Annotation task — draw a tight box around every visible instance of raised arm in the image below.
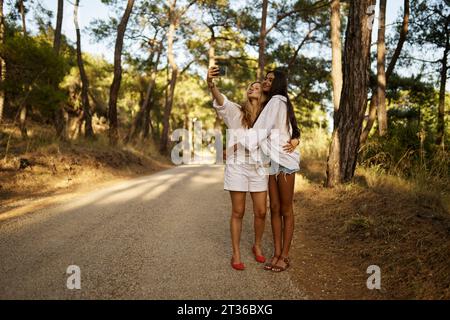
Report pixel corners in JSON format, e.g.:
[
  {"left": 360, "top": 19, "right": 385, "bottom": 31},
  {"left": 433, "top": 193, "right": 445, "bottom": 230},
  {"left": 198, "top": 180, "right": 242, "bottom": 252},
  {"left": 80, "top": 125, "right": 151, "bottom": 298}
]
[{"left": 207, "top": 66, "right": 224, "bottom": 106}]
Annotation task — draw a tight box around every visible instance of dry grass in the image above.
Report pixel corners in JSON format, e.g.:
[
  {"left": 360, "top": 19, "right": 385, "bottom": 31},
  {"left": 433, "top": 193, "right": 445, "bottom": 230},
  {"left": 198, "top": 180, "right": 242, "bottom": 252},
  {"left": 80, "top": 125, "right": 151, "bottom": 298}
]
[
  {"left": 290, "top": 132, "right": 450, "bottom": 299},
  {"left": 0, "top": 121, "right": 173, "bottom": 213}
]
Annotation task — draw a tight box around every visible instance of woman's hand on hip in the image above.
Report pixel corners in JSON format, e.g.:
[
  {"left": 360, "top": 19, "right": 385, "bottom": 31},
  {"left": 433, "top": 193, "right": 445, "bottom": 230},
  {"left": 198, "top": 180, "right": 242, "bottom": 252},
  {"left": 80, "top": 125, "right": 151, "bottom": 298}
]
[{"left": 283, "top": 138, "right": 299, "bottom": 153}]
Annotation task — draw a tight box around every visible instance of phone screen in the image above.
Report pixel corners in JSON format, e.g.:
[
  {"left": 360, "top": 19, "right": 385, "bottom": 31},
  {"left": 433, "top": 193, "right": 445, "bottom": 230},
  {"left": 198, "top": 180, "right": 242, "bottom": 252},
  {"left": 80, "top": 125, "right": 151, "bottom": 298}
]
[
  {"left": 219, "top": 66, "right": 226, "bottom": 76},
  {"left": 216, "top": 63, "right": 227, "bottom": 77}
]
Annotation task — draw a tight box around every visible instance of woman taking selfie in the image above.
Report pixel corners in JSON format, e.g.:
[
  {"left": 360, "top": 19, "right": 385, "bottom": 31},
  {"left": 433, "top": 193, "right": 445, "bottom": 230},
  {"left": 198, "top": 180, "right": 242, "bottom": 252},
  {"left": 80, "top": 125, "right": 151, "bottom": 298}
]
[
  {"left": 235, "top": 70, "right": 301, "bottom": 272},
  {"left": 206, "top": 66, "right": 268, "bottom": 271}
]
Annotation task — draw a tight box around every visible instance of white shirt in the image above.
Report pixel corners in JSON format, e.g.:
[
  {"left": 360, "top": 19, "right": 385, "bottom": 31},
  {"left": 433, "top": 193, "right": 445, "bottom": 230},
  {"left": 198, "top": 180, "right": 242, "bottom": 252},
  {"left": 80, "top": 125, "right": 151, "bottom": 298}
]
[
  {"left": 212, "top": 94, "right": 259, "bottom": 164},
  {"left": 237, "top": 95, "right": 300, "bottom": 171},
  {"left": 212, "top": 94, "right": 242, "bottom": 130}
]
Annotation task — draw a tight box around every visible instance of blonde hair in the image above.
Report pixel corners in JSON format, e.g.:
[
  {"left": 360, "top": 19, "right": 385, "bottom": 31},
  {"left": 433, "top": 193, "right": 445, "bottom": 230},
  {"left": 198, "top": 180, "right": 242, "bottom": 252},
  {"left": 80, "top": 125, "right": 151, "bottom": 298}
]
[{"left": 241, "top": 81, "right": 262, "bottom": 129}]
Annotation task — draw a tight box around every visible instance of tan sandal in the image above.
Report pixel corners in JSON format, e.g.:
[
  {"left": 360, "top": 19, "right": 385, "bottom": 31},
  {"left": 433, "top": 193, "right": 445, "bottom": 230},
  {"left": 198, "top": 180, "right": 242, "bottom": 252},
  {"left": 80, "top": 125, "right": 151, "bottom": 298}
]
[
  {"left": 264, "top": 256, "right": 279, "bottom": 271},
  {"left": 271, "top": 256, "right": 290, "bottom": 272}
]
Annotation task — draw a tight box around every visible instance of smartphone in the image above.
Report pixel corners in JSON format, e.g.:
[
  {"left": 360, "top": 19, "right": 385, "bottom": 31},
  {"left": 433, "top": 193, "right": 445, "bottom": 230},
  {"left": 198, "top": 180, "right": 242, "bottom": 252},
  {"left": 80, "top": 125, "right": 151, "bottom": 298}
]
[{"left": 216, "top": 62, "right": 227, "bottom": 77}]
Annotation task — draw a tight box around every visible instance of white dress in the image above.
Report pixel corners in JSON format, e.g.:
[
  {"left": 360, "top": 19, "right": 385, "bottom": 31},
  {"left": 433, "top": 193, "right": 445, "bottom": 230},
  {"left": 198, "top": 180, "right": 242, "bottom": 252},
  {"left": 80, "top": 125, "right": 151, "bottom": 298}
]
[{"left": 213, "top": 95, "right": 269, "bottom": 192}]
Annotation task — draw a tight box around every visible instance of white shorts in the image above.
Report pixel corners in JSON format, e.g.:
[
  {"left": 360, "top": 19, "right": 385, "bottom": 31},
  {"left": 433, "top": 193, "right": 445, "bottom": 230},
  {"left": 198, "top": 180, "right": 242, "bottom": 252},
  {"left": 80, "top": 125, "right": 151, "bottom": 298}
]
[{"left": 224, "top": 163, "right": 269, "bottom": 193}]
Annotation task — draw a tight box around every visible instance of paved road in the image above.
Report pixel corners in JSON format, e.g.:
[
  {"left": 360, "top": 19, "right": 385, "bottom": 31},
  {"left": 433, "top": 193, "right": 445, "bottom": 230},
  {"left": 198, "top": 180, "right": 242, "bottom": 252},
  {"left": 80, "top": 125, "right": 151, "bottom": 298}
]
[{"left": 0, "top": 165, "right": 306, "bottom": 299}]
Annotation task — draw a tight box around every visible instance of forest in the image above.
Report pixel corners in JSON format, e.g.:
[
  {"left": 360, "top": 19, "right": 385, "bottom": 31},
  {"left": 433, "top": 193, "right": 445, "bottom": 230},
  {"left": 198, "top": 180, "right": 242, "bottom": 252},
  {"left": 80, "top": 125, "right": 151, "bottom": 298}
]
[
  {"left": 0, "top": 0, "right": 448, "bottom": 182},
  {"left": 0, "top": 0, "right": 449, "bottom": 299}
]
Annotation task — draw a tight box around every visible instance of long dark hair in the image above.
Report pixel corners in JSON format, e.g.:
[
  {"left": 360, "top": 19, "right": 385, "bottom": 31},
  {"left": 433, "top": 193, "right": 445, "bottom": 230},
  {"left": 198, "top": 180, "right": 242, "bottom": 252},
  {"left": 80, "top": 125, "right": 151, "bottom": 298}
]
[{"left": 263, "top": 70, "right": 300, "bottom": 139}]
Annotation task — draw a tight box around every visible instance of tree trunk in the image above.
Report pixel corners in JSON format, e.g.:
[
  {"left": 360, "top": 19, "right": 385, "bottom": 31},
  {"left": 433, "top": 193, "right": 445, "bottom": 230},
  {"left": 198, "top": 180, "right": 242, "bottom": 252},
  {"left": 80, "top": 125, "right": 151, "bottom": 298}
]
[
  {"left": 19, "top": 105, "right": 27, "bottom": 139},
  {"left": 160, "top": 11, "right": 178, "bottom": 154},
  {"left": 74, "top": 0, "right": 94, "bottom": 139},
  {"left": 376, "top": 0, "right": 387, "bottom": 136},
  {"left": 0, "top": 0, "right": 5, "bottom": 124},
  {"left": 19, "top": 0, "right": 27, "bottom": 35},
  {"left": 361, "top": 0, "right": 409, "bottom": 144},
  {"left": 54, "top": 107, "right": 67, "bottom": 141},
  {"left": 108, "top": 0, "right": 135, "bottom": 146},
  {"left": 126, "top": 40, "right": 161, "bottom": 143},
  {"left": 257, "top": 0, "right": 269, "bottom": 81},
  {"left": 53, "top": 0, "right": 64, "bottom": 54},
  {"left": 208, "top": 26, "right": 216, "bottom": 68},
  {"left": 326, "top": 0, "right": 375, "bottom": 187},
  {"left": 330, "top": 0, "right": 343, "bottom": 113},
  {"left": 142, "top": 45, "right": 162, "bottom": 140},
  {"left": 436, "top": 31, "right": 449, "bottom": 147},
  {"left": 360, "top": 93, "right": 378, "bottom": 144},
  {"left": 386, "top": 0, "right": 409, "bottom": 80},
  {"left": 17, "top": 0, "right": 29, "bottom": 135},
  {"left": 207, "top": 26, "right": 223, "bottom": 131},
  {"left": 52, "top": 0, "right": 67, "bottom": 140}
]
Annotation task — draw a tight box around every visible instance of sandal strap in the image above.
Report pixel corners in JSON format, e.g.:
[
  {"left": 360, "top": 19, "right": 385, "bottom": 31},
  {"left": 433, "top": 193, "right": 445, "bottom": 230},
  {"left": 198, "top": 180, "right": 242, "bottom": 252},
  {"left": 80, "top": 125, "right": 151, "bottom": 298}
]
[
  {"left": 264, "top": 256, "right": 279, "bottom": 269},
  {"left": 272, "top": 265, "right": 287, "bottom": 272},
  {"left": 272, "top": 257, "right": 290, "bottom": 272},
  {"left": 280, "top": 256, "right": 290, "bottom": 263}
]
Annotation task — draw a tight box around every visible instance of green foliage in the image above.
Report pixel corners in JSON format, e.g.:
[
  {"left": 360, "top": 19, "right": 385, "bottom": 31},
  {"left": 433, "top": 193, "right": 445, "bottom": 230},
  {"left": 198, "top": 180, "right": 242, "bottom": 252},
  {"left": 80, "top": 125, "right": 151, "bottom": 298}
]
[
  {"left": 359, "top": 75, "right": 449, "bottom": 183},
  {"left": 0, "top": 0, "right": 446, "bottom": 170},
  {"left": 410, "top": 0, "right": 449, "bottom": 49},
  {"left": 61, "top": 54, "right": 113, "bottom": 118},
  {"left": 172, "top": 73, "right": 216, "bottom": 129},
  {"left": 273, "top": 47, "right": 330, "bottom": 129},
  {"left": 0, "top": 31, "right": 69, "bottom": 117}
]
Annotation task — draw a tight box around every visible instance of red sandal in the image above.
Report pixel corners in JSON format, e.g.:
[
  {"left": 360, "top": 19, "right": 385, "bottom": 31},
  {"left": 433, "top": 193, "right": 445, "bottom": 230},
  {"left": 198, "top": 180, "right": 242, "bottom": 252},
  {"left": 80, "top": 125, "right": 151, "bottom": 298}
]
[
  {"left": 231, "top": 258, "right": 245, "bottom": 271},
  {"left": 252, "top": 245, "right": 266, "bottom": 264}
]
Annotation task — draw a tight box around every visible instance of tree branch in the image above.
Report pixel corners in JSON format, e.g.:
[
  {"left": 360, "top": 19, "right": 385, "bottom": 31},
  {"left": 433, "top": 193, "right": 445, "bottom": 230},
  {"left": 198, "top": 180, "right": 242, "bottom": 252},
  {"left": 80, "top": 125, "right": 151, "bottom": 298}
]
[
  {"left": 179, "top": 0, "right": 198, "bottom": 18},
  {"left": 386, "top": 0, "right": 409, "bottom": 81},
  {"left": 265, "top": 0, "right": 331, "bottom": 36},
  {"left": 287, "top": 24, "right": 322, "bottom": 69}
]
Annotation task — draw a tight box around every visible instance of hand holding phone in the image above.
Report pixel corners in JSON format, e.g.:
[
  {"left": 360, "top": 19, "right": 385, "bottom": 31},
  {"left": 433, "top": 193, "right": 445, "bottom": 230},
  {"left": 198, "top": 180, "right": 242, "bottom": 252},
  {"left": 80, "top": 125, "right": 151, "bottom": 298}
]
[{"left": 207, "top": 66, "right": 220, "bottom": 81}]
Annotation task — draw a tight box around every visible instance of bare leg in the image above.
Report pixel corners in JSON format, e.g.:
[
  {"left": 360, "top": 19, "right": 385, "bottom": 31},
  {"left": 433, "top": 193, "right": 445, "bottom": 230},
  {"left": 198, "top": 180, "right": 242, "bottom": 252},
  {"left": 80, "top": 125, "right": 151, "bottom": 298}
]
[
  {"left": 229, "top": 191, "right": 246, "bottom": 264},
  {"left": 273, "top": 173, "right": 296, "bottom": 270},
  {"left": 251, "top": 191, "right": 267, "bottom": 257},
  {"left": 268, "top": 175, "right": 282, "bottom": 265}
]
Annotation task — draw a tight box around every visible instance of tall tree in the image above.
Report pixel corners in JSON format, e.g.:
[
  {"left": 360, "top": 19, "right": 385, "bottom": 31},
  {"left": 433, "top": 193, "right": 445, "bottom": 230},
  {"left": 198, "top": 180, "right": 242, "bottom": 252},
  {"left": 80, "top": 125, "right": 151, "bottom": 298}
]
[
  {"left": 255, "top": 0, "right": 330, "bottom": 81},
  {"left": 0, "top": 0, "right": 5, "bottom": 124},
  {"left": 330, "top": 0, "right": 342, "bottom": 112},
  {"left": 160, "top": 0, "right": 178, "bottom": 153},
  {"left": 108, "top": 0, "right": 135, "bottom": 146},
  {"left": 18, "top": 0, "right": 27, "bottom": 35},
  {"left": 437, "top": 26, "right": 449, "bottom": 147},
  {"left": 200, "top": 3, "right": 236, "bottom": 131},
  {"left": 53, "top": 0, "right": 67, "bottom": 140},
  {"left": 376, "top": 0, "right": 388, "bottom": 136},
  {"left": 17, "top": 0, "right": 28, "bottom": 138},
  {"left": 53, "top": 0, "right": 63, "bottom": 54},
  {"left": 392, "top": 0, "right": 448, "bottom": 147},
  {"left": 257, "top": 0, "right": 268, "bottom": 80},
  {"left": 160, "top": 0, "right": 197, "bottom": 153},
  {"left": 141, "top": 42, "right": 162, "bottom": 140},
  {"left": 126, "top": 39, "right": 162, "bottom": 142},
  {"left": 326, "top": 0, "right": 375, "bottom": 187},
  {"left": 386, "top": 0, "right": 410, "bottom": 79},
  {"left": 360, "top": 0, "right": 410, "bottom": 144},
  {"left": 74, "top": 0, "right": 94, "bottom": 138}
]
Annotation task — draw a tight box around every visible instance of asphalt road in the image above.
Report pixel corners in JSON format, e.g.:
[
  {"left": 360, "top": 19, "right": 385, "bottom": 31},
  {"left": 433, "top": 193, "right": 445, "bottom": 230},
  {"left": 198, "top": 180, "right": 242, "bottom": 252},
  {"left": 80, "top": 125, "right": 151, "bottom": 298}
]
[{"left": 0, "top": 165, "right": 306, "bottom": 299}]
